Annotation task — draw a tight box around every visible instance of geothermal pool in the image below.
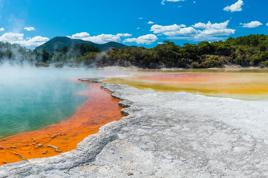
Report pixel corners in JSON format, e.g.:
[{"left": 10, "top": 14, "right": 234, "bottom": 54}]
[
  {"left": 104, "top": 69, "right": 268, "bottom": 100},
  {"left": 0, "top": 66, "right": 124, "bottom": 165},
  {"left": 2, "top": 67, "right": 268, "bottom": 165},
  {"left": 0, "top": 67, "right": 112, "bottom": 138}
]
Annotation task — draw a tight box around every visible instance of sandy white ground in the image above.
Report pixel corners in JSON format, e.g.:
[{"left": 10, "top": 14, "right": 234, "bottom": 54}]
[{"left": 1, "top": 78, "right": 268, "bottom": 177}]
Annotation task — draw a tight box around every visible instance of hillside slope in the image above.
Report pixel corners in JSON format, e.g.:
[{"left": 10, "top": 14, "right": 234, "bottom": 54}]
[{"left": 35, "top": 37, "right": 127, "bottom": 52}]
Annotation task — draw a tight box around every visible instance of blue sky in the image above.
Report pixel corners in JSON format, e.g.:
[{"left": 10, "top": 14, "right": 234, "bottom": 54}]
[{"left": 0, "top": 0, "right": 267, "bottom": 49}]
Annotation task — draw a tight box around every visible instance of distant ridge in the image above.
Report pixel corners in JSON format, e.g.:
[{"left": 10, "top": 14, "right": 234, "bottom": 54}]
[{"left": 34, "top": 37, "right": 128, "bottom": 53}]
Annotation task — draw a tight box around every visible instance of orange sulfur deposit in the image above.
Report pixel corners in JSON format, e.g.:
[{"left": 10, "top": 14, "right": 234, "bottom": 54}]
[
  {"left": 0, "top": 81, "right": 124, "bottom": 166},
  {"left": 104, "top": 72, "right": 268, "bottom": 99},
  {"left": 136, "top": 73, "right": 236, "bottom": 83}
]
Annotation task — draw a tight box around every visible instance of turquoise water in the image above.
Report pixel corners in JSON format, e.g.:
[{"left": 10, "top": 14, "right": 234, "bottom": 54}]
[{"left": 0, "top": 66, "right": 110, "bottom": 138}]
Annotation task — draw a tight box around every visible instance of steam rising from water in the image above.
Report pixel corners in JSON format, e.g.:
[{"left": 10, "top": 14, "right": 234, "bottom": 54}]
[{"left": 0, "top": 63, "right": 110, "bottom": 138}]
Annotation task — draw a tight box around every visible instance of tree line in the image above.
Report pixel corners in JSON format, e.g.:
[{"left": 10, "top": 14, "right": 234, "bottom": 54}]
[
  {"left": 94, "top": 34, "right": 268, "bottom": 68},
  {"left": 0, "top": 42, "right": 99, "bottom": 67},
  {"left": 1, "top": 34, "right": 268, "bottom": 69},
  {"left": 0, "top": 42, "right": 35, "bottom": 64}
]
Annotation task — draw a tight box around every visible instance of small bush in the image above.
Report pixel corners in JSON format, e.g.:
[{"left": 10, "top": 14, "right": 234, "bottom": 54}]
[{"left": 35, "top": 62, "right": 49, "bottom": 67}]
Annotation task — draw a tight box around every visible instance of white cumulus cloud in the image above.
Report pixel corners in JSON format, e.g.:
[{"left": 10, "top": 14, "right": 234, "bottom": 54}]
[
  {"left": 0, "top": 32, "right": 24, "bottom": 41},
  {"left": 124, "top": 34, "right": 158, "bottom": 44},
  {"left": 162, "top": 27, "right": 198, "bottom": 36},
  {"left": 148, "top": 21, "right": 154, "bottom": 24},
  {"left": 0, "top": 27, "right": 4, "bottom": 31},
  {"left": 192, "top": 20, "right": 235, "bottom": 40},
  {"left": 151, "top": 24, "right": 186, "bottom": 33},
  {"left": 0, "top": 32, "right": 49, "bottom": 48},
  {"left": 68, "top": 32, "right": 132, "bottom": 44},
  {"left": 240, "top": 21, "right": 263, "bottom": 28},
  {"left": 19, "top": 36, "right": 49, "bottom": 47},
  {"left": 150, "top": 20, "right": 235, "bottom": 41},
  {"left": 162, "top": 0, "right": 185, "bottom": 5},
  {"left": 267, "top": 23, "right": 268, "bottom": 26},
  {"left": 192, "top": 22, "right": 207, "bottom": 28},
  {"left": 69, "top": 32, "right": 89, "bottom": 39},
  {"left": 224, "top": 0, "right": 244, "bottom": 12},
  {"left": 193, "top": 20, "right": 232, "bottom": 31},
  {"left": 24, "top": 27, "right": 36, "bottom": 31}
]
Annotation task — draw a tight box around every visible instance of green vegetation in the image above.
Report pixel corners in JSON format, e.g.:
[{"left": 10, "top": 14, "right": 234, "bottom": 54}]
[
  {"left": 35, "top": 62, "right": 49, "bottom": 67},
  {"left": 51, "top": 43, "right": 100, "bottom": 62},
  {"left": 35, "top": 37, "right": 127, "bottom": 53},
  {"left": 94, "top": 34, "right": 268, "bottom": 69},
  {"left": 33, "top": 43, "right": 100, "bottom": 67},
  {"left": 1, "top": 34, "right": 268, "bottom": 69},
  {"left": 0, "top": 40, "right": 100, "bottom": 67},
  {"left": 0, "top": 42, "right": 36, "bottom": 64}
]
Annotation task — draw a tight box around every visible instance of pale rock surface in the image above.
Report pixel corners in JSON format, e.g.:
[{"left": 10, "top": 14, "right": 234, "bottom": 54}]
[{"left": 1, "top": 78, "right": 268, "bottom": 177}]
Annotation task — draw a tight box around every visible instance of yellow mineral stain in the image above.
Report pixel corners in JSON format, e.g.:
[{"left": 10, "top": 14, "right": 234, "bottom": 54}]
[{"left": 104, "top": 70, "right": 268, "bottom": 99}]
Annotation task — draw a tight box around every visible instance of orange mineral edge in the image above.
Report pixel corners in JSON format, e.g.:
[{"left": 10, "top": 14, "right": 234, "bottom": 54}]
[{"left": 0, "top": 80, "right": 124, "bottom": 166}]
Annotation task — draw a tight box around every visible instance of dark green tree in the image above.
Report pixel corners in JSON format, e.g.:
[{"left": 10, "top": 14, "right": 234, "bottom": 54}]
[{"left": 42, "top": 49, "right": 50, "bottom": 63}]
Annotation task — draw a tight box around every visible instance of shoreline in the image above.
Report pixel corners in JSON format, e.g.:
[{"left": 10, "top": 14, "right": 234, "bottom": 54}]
[{"left": 1, "top": 77, "right": 268, "bottom": 177}]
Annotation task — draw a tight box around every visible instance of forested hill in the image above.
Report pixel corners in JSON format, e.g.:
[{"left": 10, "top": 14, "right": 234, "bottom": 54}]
[
  {"left": 34, "top": 37, "right": 127, "bottom": 52},
  {"left": 95, "top": 34, "right": 268, "bottom": 69},
  {"left": 1, "top": 34, "right": 268, "bottom": 69}
]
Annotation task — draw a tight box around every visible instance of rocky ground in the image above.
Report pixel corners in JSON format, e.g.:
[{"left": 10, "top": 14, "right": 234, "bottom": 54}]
[{"left": 1, "top": 77, "right": 268, "bottom": 177}]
